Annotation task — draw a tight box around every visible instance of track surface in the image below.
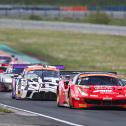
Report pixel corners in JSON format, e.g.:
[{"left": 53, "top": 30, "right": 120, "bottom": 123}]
[
  {"left": 0, "top": 19, "right": 126, "bottom": 36},
  {"left": 0, "top": 92, "right": 126, "bottom": 126}
]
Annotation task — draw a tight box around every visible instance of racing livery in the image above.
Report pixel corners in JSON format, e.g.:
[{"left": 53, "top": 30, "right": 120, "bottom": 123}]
[
  {"left": 57, "top": 72, "right": 126, "bottom": 109},
  {"left": 0, "top": 64, "right": 28, "bottom": 91},
  {"left": 12, "top": 65, "right": 60, "bottom": 100}
]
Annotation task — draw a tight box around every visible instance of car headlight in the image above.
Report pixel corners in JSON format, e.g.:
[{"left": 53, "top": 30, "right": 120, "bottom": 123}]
[{"left": 78, "top": 87, "right": 88, "bottom": 96}]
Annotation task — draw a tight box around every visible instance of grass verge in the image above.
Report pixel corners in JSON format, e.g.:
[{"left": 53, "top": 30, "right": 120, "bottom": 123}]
[
  {"left": 26, "top": 12, "right": 126, "bottom": 26},
  {"left": 0, "top": 28, "right": 126, "bottom": 72},
  {"left": 0, "top": 108, "right": 12, "bottom": 113},
  {"left": 27, "top": 15, "right": 126, "bottom": 26}
]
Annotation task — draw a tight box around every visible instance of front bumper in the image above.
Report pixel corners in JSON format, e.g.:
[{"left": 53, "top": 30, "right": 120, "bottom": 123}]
[
  {"left": 39, "top": 87, "right": 56, "bottom": 94},
  {"left": 32, "top": 91, "right": 56, "bottom": 100},
  {"left": 25, "top": 90, "right": 57, "bottom": 100},
  {"left": 71, "top": 97, "right": 126, "bottom": 109}
]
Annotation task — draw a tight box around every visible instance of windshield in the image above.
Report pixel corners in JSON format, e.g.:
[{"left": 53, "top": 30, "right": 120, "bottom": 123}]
[
  {"left": 27, "top": 73, "right": 39, "bottom": 79},
  {"left": 29, "top": 70, "right": 60, "bottom": 78},
  {"left": 77, "top": 76, "right": 125, "bottom": 86},
  {"left": 43, "top": 70, "right": 59, "bottom": 78}
]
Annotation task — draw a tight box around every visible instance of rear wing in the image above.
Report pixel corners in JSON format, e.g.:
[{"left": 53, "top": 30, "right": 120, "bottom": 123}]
[
  {"left": 60, "top": 71, "right": 85, "bottom": 75},
  {"left": 9, "top": 64, "right": 32, "bottom": 75},
  {"left": 60, "top": 71, "right": 85, "bottom": 79},
  {"left": 53, "top": 65, "right": 65, "bottom": 70},
  {"left": 79, "top": 71, "right": 117, "bottom": 75},
  {"left": 12, "top": 64, "right": 31, "bottom": 69},
  {"left": 26, "top": 64, "right": 65, "bottom": 70},
  {"left": 60, "top": 71, "right": 117, "bottom": 78},
  {"left": 60, "top": 71, "right": 85, "bottom": 81}
]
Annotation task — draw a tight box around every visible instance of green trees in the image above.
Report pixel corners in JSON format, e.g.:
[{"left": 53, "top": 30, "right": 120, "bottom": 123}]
[{"left": 0, "top": 0, "right": 125, "bottom": 6}]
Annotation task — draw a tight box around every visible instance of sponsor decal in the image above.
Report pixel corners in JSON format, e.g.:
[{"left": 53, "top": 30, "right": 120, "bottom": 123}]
[
  {"left": 94, "top": 86, "right": 113, "bottom": 90},
  {"left": 90, "top": 94, "right": 98, "bottom": 97},
  {"left": 93, "top": 90, "right": 112, "bottom": 93}
]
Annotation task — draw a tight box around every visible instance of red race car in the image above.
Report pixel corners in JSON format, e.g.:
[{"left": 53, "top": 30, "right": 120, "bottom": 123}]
[{"left": 57, "top": 72, "right": 126, "bottom": 109}]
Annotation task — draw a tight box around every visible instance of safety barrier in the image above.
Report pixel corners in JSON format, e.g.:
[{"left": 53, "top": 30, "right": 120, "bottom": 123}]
[
  {"left": 60, "top": 6, "right": 88, "bottom": 11},
  {"left": 0, "top": 5, "right": 126, "bottom": 11},
  {"left": 89, "top": 6, "right": 126, "bottom": 11},
  {"left": 0, "top": 5, "right": 125, "bottom": 19}
]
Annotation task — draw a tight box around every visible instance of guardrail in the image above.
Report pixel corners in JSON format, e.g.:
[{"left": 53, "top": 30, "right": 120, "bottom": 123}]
[
  {"left": 0, "top": 5, "right": 125, "bottom": 19},
  {"left": 0, "top": 5, "right": 126, "bottom": 11}
]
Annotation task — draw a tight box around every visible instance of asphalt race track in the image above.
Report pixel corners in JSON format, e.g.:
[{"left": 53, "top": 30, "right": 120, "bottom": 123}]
[{"left": 0, "top": 92, "right": 126, "bottom": 126}]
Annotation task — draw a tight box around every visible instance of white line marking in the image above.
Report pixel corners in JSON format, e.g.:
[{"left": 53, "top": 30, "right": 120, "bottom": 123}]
[{"left": 0, "top": 103, "right": 84, "bottom": 126}]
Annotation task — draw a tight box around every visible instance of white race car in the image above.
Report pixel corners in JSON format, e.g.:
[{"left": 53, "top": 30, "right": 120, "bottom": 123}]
[{"left": 12, "top": 65, "right": 60, "bottom": 100}]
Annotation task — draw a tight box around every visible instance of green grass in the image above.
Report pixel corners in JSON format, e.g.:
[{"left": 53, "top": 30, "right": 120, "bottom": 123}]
[
  {"left": 0, "top": 28, "right": 126, "bottom": 72},
  {"left": 28, "top": 17, "right": 126, "bottom": 26},
  {"left": 109, "top": 19, "right": 126, "bottom": 26},
  {"left": 6, "top": 15, "right": 126, "bottom": 26},
  {"left": 0, "top": 108, "right": 12, "bottom": 113},
  {"left": 24, "top": 13, "right": 126, "bottom": 26}
]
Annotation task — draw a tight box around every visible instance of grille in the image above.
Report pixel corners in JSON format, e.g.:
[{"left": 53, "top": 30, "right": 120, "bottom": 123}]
[
  {"left": 103, "top": 100, "right": 111, "bottom": 105},
  {"left": 85, "top": 99, "right": 126, "bottom": 105},
  {"left": 113, "top": 100, "right": 126, "bottom": 105},
  {"left": 32, "top": 91, "right": 56, "bottom": 100},
  {"left": 85, "top": 99, "right": 101, "bottom": 105}
]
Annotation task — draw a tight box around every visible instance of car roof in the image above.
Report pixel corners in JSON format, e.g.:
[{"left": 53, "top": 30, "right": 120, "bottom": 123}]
[
  {"left": 79, "top": 73, "right": 117, "bottom": 78},
  {"left": 24, "top": 65, "right": 59, "bottom": 72}
]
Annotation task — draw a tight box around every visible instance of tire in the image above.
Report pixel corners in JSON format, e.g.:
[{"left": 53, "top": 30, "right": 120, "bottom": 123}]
[
  {"left": 15, "top": 94, "right": 19, "bottom": 100},
  {"left": 57, "top": 94, "right": 60, "bottom": 107},
  {"left": 56, "top": 89, "right": 61, "bottom": 107},
  {"left": 12, "top": 90, "right": 15, "bottom": 99},
  {"left": 15, "top": 90, "right": 21, "bottom": 100},
  {"left": 68, "top": 90, "right": 73, "bottom": 109},
  {"left": 12, "top": 95, "right": 15, "bottom": 99}
]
